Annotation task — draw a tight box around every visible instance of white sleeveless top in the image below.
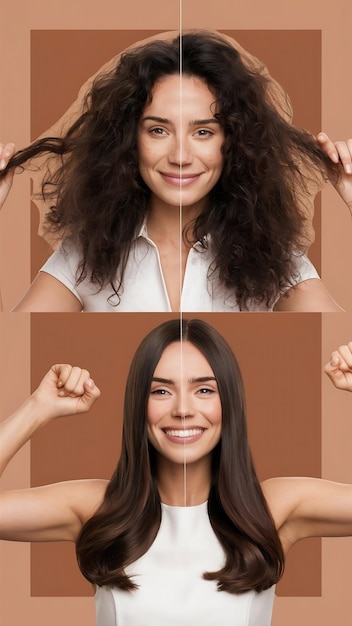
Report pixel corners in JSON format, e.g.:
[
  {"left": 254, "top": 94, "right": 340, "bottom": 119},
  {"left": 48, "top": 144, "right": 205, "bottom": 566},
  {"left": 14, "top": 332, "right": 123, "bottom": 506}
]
[{"left": 95, "top": 502, "right": 275, "bottom": 626}]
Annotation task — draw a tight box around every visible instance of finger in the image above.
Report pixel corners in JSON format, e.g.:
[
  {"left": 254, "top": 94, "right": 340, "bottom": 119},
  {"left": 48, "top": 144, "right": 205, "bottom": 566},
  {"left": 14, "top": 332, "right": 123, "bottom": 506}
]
[
  {"left": 0, "top": 168, "right": 15, "bottom": 191},
  {"left": 328, "top": 371, "right": 352, "bottom": 391},
  {"left": 334, "top": 140, "right": 352, "bottom": 174},
  {"left": 324, "top": 356, "right": 350, "bottom": 391},
  {"left": 62, "top": 377, "right": 101, "bottom": 412},
  {"left": 52, "top": 364, "right": 73, "bottom": 388},
  {"left": 58, "top": 366, "right": 91, "bottom": 396},
  {"left": 68, "top": 369, "right": 93, "bottom": 397},
  {"left": 336, "top": 343, "right": 352, "bottom": 370},
  {"left": 0, "top": 143, "right": 16, "bottom": 170},
  {"left": 81, "top": 378, "right": 101, "bottom": 405},
  {"left": 324, "top": 352, "right": 341, "bottom": 376},
  {"left": 317, "top": 133, "right": 339, "bottom": 164}
]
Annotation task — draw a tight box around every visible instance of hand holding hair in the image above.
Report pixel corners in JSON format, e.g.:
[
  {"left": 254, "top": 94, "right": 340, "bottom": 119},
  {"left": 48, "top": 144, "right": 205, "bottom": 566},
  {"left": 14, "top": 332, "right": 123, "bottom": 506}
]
[
  {"left": 0, "top": 142, "right": 16, "bottom": 209},
  {"left": 324, "top": 341, "right": 352, "bottom": 392},
  {"left": 317, "top": 132, "right": 352, "bottom": 210}
]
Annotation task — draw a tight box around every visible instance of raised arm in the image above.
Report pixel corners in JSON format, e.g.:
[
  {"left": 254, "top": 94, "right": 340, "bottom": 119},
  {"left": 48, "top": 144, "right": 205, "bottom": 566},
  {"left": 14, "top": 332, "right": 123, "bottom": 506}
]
[
  {"left": 0, "top": 365, "right": 106, "bottom": 542},
  {"left": 263, "top": 342, "right": 352, "bottom": 553}
]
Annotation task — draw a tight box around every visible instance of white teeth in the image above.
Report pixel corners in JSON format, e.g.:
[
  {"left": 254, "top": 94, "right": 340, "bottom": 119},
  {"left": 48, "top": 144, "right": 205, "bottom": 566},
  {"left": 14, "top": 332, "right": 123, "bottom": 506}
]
[{"left": 164, "top": 429, "right": 203, "bottom": 438}]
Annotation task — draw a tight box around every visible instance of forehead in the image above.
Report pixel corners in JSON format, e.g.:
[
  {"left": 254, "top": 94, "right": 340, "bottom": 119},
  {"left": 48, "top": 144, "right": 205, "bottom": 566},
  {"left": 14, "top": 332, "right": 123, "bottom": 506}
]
[
  {"left": 144, "top": 74, "right": 217, "bottom": 113},
  {"left": 153, "top": 341, "right": 214, "bottom": 376}
]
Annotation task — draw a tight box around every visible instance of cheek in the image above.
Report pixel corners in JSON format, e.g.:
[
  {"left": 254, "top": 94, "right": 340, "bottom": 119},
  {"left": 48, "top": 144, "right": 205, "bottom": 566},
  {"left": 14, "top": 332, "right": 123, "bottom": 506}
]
[
  {"left": 137, "top": 133, "right": 152, "bottom": 168},
  {"left": 146, "top": 399, "right": 155, "bottom": 426},
  {"left": 146, "top": 423, "right": 154, "bottom": 442},
  {"left": 146, "top": 399, "right": 164, "bottom": 428},
  {"left": 138, "top": 137, "right": 165, "bottom": 169},
  {"left": 211, "top": 400, "right": 222, "bottom": 427},
  {"left": 202, "top": 144, "right": 224, "bottom": 174}
]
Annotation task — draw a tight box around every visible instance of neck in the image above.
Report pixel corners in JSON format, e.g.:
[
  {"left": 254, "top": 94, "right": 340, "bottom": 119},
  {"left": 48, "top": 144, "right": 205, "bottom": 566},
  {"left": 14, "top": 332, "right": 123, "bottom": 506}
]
[
  {"left": 156, "top": 454, "right": 212, "bottom": 507},
  {"left": 147, "top": 196, "right": 204, "bottom": 243}
]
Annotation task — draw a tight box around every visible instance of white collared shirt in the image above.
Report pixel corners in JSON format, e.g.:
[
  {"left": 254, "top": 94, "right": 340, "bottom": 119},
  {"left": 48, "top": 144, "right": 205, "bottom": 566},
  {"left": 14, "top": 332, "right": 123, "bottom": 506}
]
[{"left": 40, "top": 224, "right": 319, "bottom": 312}]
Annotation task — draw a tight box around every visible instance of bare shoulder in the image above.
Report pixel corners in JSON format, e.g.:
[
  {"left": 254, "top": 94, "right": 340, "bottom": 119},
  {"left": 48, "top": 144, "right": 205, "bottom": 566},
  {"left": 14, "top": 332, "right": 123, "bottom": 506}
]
[
  {"left": 260, "top": 477, "right": 315, "bottom": 553},
  {"left": 64, "top": 478, "right": 108, "bottom": 525},
  {"left": 261, "top": 477, "right": 315, "bottom": 528},
  {"left": 261, "top": 477, "right": 294, "bottom": 525},
  {"left": 275, "top": 278, "right": 343, "bottom": 312},
  {"left": 12, "top": 272, "right": 82, "bottom": 312}
]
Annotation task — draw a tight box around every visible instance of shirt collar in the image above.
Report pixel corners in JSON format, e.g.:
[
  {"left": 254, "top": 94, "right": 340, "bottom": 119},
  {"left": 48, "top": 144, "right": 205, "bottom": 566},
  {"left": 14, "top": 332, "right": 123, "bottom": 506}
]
[
  {"left": 136, "top": 219, "right": 209, "bottom": 249},
  {"left": 136, "top": 219, "right": 148, "bottom": 239}
]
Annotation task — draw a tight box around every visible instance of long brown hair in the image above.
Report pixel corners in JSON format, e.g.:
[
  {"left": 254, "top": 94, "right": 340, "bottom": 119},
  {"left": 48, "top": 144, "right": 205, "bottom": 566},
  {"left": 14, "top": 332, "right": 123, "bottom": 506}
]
[{"left": 76, "top": 319, "right": 284, "bottom": 592}]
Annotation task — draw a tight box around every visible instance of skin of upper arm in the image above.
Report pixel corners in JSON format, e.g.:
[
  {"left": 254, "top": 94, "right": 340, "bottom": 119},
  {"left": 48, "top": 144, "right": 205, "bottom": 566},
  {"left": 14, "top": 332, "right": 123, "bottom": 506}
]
[
  {"left": 0, "top": 479, "right": 107, "bottom": 542},
  {"left": 11, "top": 272, "right": 83, "bottom": 312},
  {"left": 274, "top": 278, "right": 344, "bottom": 312},
  {"left": 262, "top": 477, "right": 352, "bottom": 553}
]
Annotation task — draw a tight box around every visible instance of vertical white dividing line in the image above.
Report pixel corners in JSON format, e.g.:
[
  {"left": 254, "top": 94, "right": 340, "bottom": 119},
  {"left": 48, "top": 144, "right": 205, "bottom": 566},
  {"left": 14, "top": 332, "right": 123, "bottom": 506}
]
[{"left": 178, "top": 0, "right": 187, "bottom": 508}]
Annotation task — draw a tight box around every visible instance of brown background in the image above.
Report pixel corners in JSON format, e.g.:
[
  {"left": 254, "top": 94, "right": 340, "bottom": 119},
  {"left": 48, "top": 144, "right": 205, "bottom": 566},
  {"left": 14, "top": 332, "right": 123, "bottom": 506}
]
[{"left": 0, "top": 0, "right": 352, "bottom": 625}]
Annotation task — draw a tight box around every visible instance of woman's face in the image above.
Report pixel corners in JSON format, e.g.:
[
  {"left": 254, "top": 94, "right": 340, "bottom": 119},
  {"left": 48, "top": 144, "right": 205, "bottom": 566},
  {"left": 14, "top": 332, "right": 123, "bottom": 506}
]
[
  {"left": 147, "top": 340, "right": 222, "bottom": 466},
  {"left": 138, "top": 74, "right": 224, "bottom": 212}
]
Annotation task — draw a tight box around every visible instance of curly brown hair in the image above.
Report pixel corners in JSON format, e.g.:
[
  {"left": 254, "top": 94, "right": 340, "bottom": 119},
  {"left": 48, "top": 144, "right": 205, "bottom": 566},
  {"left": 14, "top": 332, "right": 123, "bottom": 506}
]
[{"left": 2, "top": 31, "right": 340, "bottom": 308}]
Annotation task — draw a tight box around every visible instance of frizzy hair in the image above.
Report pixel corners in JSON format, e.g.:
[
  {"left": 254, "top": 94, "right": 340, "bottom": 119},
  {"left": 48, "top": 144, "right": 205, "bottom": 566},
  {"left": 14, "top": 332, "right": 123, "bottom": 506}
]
[
  {"left": 76, "top": 318, "right": 284, "bottom": 593},
  {"left": 2, "top": 31, "right": 340, "bottom": 308}
]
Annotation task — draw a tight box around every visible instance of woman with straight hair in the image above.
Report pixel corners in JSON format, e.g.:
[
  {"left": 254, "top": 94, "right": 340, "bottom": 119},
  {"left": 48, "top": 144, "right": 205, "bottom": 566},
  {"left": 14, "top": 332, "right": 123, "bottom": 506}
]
[
  {"left": 0, "top": 318, "right": 352, "bottom": 625},
  {"left": 0, "top": 31, "right": 351, "bottom": 312}
]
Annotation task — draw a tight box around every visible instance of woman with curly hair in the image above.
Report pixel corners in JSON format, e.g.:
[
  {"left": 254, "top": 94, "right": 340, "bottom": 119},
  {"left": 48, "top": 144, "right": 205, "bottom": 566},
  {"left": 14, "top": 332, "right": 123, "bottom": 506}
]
[
  {"left": 1, "top": 318, "right": 352, "bottom": 626},
  {"left": 0, "top": 31, "right": 350, "bottom": 311}
]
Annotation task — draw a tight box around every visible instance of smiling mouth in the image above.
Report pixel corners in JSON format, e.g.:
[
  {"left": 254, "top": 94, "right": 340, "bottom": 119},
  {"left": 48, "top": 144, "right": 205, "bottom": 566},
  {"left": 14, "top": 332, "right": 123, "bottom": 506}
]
[
  {"left": 163, "top": 428, "right": 205, "bottom": 438},
  {"left": 159, "top": 173, "right": 201, "bottom": 186}
]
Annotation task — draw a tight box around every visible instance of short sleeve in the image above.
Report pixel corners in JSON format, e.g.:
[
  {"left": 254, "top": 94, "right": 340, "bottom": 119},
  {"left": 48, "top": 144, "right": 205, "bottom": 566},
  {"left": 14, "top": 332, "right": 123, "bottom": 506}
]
[
  {"left": 40, "top": 239, "right": 84, "bottom": 306},
  {"left": 291, "top": 252, "right": 320, "bottom": 284}
]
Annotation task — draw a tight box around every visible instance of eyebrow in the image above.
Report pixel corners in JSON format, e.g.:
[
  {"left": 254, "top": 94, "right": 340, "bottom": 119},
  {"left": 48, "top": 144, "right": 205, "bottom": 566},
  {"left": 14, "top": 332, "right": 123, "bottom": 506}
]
[
  {"left": 151, "top": 376, "right": 217, "bottom": 385},
  {"left": 141, "top": 116, "right": 220, "bottom": 126}
]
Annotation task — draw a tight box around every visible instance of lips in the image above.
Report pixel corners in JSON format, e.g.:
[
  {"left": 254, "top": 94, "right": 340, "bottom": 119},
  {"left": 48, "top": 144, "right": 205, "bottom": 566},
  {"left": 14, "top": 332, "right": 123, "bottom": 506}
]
[
  {"left": 159, "top": 172, "right": 201, "bottom": 186},
  {"left": 164, "top": 428, "right": 204, "bottom": 438},
  {"left": 161, "top": 427, "right": 206, "bottom": 444}
]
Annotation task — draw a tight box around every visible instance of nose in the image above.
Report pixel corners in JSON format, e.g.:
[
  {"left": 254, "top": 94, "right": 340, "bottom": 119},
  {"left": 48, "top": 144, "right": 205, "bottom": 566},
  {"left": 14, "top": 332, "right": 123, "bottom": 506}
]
[
  {"left": 168, "top": 135, "right": 193, "bottom": 166},
  {"left": 171, "top": 392, "right": 195, "bottom": 419}
]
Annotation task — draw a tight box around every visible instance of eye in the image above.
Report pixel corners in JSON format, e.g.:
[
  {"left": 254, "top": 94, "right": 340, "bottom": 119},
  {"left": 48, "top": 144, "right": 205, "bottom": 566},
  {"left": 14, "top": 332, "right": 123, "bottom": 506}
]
[
  {"left": 150, "top": 388, "right": 170, "bottom": 395},
  {"left": 195, "top": 129, "right": 214, "bottom": 137},
  {"left": 197, "top": 387, "right": 215, "bottom": 395},
  {"left": 149, "top": 127, "right": 167, "bottom": 136}
]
